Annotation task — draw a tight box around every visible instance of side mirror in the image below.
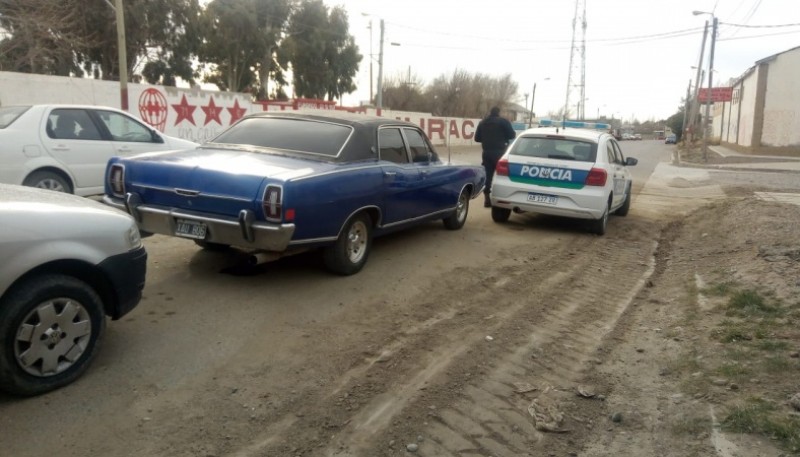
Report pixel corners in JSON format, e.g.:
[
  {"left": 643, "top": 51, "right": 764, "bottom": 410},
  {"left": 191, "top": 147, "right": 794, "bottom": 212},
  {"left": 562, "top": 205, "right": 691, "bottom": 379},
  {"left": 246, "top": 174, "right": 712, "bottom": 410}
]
[{"left": 625, "top": 157, "right": 638, "bottom": 166}]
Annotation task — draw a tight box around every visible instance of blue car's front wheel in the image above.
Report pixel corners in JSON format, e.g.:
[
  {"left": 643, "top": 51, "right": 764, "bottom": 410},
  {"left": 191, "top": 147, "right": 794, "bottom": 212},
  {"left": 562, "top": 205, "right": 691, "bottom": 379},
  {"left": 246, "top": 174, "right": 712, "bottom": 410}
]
[{"left": 323, "top": 213, "right": 372, "bottom": 276}]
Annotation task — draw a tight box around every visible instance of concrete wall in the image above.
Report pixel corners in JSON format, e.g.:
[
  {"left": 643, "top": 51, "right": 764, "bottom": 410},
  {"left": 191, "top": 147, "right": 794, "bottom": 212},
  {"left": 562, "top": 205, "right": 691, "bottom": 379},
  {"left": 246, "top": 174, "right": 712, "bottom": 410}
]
[
  {"left": 761, "top": 49, "right": 800, "bottom": 147},
  {"left": 0, "top": 71, "right": 480, "bottom": 147},
  {"left": 716, "top": 46, "right": 800, "bottom": 150}
]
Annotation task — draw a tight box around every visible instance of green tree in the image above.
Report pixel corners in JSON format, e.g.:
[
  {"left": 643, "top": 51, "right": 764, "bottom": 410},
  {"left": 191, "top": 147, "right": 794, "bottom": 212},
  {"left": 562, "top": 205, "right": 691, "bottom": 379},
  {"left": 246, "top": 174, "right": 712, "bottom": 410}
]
[
  {"left": 199, "top": 0, "right": 292, "bottom": 96},
  {"left": 283, "top": 0, "right": 360, "bottom": 100},
  {"left": 73, "top": 0, "right": 201, "bottom": 84},
  {"left": 666, "top": 102, "right": 686, "bottom": 141}
]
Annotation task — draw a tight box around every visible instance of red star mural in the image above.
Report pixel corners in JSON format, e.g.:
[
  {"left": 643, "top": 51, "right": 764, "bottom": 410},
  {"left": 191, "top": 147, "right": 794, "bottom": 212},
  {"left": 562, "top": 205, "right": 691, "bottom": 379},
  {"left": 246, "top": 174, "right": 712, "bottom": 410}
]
[
  {"left": 201, "top": 97, "right": 223, "bottom": 126},
  {"left": 172, "top": 94, "right": 197, "bottom": 126},
  {"left": 227, "top": 99, "right": 248, "bottom": 125}
]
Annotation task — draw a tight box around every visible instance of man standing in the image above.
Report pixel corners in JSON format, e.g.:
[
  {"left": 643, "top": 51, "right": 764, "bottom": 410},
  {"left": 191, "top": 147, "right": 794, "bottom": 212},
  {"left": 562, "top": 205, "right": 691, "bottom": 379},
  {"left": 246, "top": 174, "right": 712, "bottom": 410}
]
[{"left": 475, "top": 106, "right": 516, "bottom": 207}]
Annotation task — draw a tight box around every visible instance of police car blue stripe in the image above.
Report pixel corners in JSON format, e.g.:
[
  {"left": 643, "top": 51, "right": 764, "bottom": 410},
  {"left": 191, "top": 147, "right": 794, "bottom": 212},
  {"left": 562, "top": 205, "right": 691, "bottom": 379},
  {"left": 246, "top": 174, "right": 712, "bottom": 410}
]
[{"left": 508, "top": 163, "right": 588, "bottom": 189}]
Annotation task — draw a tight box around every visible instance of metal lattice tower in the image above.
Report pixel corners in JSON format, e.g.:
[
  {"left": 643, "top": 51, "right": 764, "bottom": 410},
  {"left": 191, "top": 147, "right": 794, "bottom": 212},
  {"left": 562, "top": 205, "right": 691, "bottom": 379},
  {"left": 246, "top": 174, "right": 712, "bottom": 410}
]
[{"left": 564, "top": 0, "right": 587, "bottom": 120}]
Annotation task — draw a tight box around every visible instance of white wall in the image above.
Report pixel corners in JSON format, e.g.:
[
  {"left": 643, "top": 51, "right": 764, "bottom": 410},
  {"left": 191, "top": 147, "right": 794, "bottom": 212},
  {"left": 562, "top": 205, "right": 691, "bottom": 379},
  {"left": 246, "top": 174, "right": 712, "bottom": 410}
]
[
  {"left": 0, "top": 71, "right": 478, "bottom": 147},
  {"left": 761, "top": 49, "right": 800, "bottom": 147}
]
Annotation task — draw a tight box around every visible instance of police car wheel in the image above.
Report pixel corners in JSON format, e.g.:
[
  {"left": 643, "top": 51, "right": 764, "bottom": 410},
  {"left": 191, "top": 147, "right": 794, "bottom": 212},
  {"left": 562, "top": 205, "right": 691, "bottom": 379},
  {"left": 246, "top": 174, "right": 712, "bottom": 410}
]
[
  {"left": 615, "top": 188, "right": 631, "bottom": 217},
  {"left": 491, "top": 206, "right": 511, "bottom": 223},
  {"left": 590, "top": 203, "right": 609, "bottom": 235}
]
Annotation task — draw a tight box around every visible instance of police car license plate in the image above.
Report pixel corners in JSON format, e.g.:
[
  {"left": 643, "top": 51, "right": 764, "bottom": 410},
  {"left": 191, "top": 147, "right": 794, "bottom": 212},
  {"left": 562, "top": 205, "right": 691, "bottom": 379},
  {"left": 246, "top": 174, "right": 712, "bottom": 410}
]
[
  {"left": 527, "top": 192, "right": 558, "bottom": 205},
  {"left": 175, "top": 219, "right": 207, "bottom": 239}
]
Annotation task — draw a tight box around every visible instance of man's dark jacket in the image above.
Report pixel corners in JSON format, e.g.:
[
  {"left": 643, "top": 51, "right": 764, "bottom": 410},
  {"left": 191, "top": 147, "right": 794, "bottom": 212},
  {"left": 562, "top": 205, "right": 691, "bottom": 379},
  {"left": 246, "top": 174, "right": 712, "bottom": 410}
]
[{"left": 475, "top": 114, "right": 516, "bottom": 151}]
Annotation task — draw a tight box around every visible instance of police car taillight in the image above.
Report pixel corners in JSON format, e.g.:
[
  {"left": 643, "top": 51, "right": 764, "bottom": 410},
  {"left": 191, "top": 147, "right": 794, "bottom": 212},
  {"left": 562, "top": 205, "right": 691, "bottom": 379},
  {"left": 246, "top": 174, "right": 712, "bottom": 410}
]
[
  {"left": 496, "top": 159, "right": 509, "bottom": 176},
  {"left": 585, "top": 168, "right": 607, "bottom": 186}
]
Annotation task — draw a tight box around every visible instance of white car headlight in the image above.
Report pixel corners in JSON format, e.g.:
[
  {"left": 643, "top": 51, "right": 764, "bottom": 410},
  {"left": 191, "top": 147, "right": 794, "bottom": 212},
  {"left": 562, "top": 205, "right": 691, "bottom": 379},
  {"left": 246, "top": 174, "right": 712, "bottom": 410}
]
[{"left": 126, "top": 224, "right": 143, "bottom": 250}]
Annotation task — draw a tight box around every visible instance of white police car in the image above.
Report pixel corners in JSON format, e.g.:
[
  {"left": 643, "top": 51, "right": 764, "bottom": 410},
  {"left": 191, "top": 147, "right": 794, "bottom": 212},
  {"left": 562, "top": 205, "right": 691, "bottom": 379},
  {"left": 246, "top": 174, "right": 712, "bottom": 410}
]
[{"left": 489, "top": 123, "right": 637, "bottom": 235}]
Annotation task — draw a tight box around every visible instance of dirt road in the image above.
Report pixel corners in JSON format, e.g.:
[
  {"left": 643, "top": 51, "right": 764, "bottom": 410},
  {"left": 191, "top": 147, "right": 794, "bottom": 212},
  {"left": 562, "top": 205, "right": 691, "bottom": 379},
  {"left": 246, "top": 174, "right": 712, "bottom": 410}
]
[{"left": 1, "top": 143, "right": 798, "bottom": 456}]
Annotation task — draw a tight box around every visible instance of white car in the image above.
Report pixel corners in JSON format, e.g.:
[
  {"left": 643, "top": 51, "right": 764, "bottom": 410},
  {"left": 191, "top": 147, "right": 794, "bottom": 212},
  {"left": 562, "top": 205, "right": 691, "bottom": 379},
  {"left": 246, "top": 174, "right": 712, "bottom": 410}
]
[
  {"left": 0, "top": 183, "right": 147, "bottom": 396},
  {"left": 0, "top": 104, "right": 197, "bottom": 196},
  {"left": 490, "top": 126, "right": 637, "bottom": 235}
]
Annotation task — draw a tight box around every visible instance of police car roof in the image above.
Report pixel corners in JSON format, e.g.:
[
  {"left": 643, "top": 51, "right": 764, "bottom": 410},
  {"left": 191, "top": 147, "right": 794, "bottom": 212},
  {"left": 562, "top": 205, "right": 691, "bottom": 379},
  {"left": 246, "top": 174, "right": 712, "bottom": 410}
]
[{"left": 520, "top": 127, "right": 607, "bottom": 143}]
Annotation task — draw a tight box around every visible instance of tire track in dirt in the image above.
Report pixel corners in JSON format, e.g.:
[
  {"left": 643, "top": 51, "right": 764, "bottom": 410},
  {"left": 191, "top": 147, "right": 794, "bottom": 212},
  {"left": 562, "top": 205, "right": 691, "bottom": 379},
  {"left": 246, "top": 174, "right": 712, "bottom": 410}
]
[
  {"left": 229, "top": 231, "right": 596, "bottom": 457},
  {"left": 318, "top": 232, "right": 657, "bottom": 456},
  {"left": 404, "top": 238, "right": 657, "bottom": 456}
]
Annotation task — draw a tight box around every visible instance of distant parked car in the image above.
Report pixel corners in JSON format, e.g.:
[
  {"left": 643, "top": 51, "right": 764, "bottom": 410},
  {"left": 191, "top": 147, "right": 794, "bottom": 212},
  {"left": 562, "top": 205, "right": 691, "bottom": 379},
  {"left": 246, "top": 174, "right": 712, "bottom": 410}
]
[
  {"left": 633, "top": 134, "right": 642, "bottom": 140},
  {"left": 0, "top": 104, "right": 197, "bottom": 196},
  {"left": 0, "top": 183, "right": 146, "bottom": 396},
  {"left": 103, "top": 112, "right": 486, "bottom": 275},
  {"left": 665, "top": 134, "right": 677, "bottom": 144}
]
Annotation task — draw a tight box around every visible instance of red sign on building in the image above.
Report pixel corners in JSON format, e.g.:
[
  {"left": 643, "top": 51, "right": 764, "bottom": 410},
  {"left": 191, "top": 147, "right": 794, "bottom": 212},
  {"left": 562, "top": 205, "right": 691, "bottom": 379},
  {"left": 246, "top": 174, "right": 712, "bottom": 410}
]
[{"left": 698, "top": 87, "right": 733, "bottom": 103}]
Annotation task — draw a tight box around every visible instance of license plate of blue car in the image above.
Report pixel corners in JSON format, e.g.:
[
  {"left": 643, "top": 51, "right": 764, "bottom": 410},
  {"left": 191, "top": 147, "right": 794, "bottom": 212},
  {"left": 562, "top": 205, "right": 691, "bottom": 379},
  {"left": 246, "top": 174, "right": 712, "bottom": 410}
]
[
  {"left": 175, "top": 219, "right": 207, "bottom": 239},
  {"left": 527, "top": 192, "right": 558, "bottom": 205}
]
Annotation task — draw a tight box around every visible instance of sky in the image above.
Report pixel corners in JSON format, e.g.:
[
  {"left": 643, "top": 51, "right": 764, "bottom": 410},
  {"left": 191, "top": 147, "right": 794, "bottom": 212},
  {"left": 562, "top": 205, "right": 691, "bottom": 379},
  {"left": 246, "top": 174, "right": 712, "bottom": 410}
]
[{"left": 322, "top": 0, "right": 800, "bottom": 122}]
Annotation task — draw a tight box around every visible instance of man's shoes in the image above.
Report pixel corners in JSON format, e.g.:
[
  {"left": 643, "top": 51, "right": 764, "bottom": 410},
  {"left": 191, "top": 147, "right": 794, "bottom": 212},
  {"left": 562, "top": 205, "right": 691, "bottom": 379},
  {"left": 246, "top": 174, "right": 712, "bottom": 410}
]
[{"left": 484, "top": 196, "right": 491, "bottom": 208}]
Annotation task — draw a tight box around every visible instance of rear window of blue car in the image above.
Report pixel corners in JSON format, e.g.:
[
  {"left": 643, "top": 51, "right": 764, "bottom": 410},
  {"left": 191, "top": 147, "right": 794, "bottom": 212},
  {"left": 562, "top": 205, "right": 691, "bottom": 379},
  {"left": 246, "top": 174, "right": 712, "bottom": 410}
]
[{"left": 210, "top": 117, "right": 352, "bottom": 157}]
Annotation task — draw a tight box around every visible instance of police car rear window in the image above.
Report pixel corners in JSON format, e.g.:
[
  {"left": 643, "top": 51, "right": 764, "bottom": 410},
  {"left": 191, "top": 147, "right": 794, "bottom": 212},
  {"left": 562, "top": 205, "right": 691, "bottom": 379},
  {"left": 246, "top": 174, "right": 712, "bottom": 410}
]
[{"left": 509, "top": 137, "right": 597, "bottom": 163}]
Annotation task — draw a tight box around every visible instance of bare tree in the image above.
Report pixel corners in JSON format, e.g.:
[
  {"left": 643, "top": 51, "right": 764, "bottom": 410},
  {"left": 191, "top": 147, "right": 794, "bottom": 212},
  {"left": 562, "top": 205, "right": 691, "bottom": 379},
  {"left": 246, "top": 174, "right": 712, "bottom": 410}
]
[
  {"left": 422, "top": 69, "right": 517, "bottom": 118},
  {"left": 0, "top": 0, "right": 96, "bottom": 75}
]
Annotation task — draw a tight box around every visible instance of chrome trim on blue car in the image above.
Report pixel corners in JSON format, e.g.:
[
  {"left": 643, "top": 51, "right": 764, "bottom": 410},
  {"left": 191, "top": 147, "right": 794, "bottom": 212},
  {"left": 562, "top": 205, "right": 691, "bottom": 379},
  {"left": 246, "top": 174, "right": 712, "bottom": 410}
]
[
  {"left": 103, "top": 194, "right": 295, "bottom": 251},
  {"left": 133, "top": 183, "right": 253, "bottom": 203}
]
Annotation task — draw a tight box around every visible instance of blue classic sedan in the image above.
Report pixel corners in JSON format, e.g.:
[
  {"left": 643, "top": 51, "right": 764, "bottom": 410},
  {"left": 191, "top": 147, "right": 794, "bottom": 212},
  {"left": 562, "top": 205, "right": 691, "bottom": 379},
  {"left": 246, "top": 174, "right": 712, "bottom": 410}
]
[{"left": 103, "top": 112, "right": 486, "bottom": 275}]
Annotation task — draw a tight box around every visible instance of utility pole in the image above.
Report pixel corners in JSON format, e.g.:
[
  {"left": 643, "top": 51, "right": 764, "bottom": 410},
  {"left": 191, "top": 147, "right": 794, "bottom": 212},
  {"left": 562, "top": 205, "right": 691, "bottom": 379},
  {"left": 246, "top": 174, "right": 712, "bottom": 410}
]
[
  {"left": 368, "top": 20, "right": 373, "bottom": 104},
  {"left": 688, "top": 21, "right": 708, "bottom": 144},
  {"left": 702, "top": 16, "right": 718, "bottom": 162},
  {"left": 524, "top": 93, "right": 529, "bottom": 127},
  {"left": 376, "top": 19, "right": 385, "bottom": 112},
  {"left": 114, "top": 0, "right": 128, "bottom": 111}
]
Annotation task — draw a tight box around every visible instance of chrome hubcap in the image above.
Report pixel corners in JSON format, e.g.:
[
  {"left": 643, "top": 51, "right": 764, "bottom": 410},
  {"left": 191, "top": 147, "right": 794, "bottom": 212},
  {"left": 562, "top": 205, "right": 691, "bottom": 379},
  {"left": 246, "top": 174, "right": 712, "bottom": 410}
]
[
  {"left": 36, "top": 179, "right": 66, "bottom": 192},
  {"left": 14, "top": 298, "right": 92, "bottom": 377},
  {"left": 346, "top": 220, "right": 368, "bottom": 263}
]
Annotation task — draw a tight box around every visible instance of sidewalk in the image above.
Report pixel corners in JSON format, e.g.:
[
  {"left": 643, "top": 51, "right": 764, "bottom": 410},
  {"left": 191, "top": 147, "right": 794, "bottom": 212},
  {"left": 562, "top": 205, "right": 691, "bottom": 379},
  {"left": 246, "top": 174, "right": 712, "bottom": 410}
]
[{"left": 679, "top": 144, "right": 800, "bottom": 173}]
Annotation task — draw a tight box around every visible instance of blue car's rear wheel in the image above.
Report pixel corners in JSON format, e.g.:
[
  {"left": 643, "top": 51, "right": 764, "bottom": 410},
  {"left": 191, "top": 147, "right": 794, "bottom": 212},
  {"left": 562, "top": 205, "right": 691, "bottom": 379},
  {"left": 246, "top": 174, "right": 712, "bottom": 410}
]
[{"left": 323, "top": 213, "right": 372, "bottom": 275}]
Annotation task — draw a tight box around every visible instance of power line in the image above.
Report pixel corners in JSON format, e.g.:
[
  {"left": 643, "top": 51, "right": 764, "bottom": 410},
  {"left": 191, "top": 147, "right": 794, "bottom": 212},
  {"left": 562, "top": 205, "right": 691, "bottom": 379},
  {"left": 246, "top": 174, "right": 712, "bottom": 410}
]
[{"left": 720, "top": 21, "right": 800, "bottom": 28}]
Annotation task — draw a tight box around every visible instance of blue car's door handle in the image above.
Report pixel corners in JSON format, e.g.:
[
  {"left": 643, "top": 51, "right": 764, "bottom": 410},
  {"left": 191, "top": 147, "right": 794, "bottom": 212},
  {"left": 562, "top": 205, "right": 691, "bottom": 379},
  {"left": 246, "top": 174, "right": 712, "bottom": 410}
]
[{"left": 384, "top": 171, "right": 396, "bottom": 177}]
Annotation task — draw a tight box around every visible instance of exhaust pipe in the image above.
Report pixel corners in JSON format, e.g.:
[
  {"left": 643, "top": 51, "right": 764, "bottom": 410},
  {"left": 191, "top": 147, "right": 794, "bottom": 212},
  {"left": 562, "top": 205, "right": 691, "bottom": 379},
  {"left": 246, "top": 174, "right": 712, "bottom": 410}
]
[{"left": 248, "top": 252, "right": 280, "bottom": 266}]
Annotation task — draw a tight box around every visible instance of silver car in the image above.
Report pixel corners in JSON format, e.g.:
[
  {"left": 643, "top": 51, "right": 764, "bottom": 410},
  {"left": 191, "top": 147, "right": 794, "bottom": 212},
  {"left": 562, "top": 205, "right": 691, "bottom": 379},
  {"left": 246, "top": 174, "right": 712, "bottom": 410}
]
[{"left": 0, "top": 184, "right": 147, "bottom": 396}]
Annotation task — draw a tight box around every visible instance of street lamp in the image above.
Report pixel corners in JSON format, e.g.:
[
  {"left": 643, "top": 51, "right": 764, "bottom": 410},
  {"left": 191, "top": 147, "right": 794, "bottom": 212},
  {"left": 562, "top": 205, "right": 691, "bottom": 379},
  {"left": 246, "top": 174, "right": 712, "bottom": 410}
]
[
  {"left": 693, "top": 10, "right": 718, "bottom": 162},
  {"left": 528, "top": 77, "right": 550, "bottom": 128},
  {"left": 361, "top": 13, "right": 373, "bottom": 103}
]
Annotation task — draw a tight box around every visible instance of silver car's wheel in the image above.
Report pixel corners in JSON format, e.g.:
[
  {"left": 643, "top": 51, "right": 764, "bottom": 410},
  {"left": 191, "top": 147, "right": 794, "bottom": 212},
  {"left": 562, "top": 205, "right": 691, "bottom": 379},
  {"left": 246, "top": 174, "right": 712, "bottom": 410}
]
[
  {"left": 23, "top": 171, "right": 72, "bottom": 194},
  {"left": 323, "top": 213, "right": 372, "bottom": 275},
  {"left": 0, "top": 275, "right": 105, "bottom": 396},
  {"left": 15, "top": 298, "right": 93, "bottom": 377}
]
